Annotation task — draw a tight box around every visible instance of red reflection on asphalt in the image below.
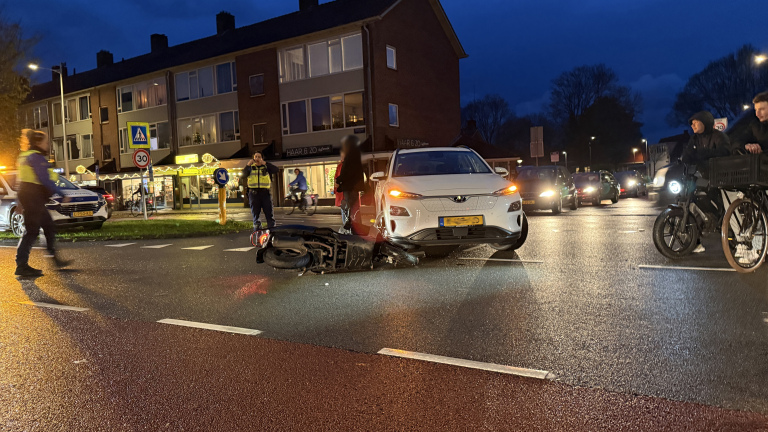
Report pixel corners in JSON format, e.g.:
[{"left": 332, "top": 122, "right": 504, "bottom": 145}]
[
  {"left": 211, "top": 275, "right": 272, "bottom": 299},
  {"left": 234, "top": 278, "right": 270, "bottom": 299}
]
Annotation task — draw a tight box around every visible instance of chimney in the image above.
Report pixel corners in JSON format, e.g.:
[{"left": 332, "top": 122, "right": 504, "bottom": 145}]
[
  {"left": 51, "top": 63, "right": 68, "bottom": 81},
  {"left": 299, "top": 0, "right": 318, "bottom": 11},
  {"left": 216, "top": 12, "right": 235, "bottom": 34},
  {"left": 151, "top": 34, "right": 168, "bottom": 53},
  {"left": 96, "top": 50, "right": 113, "bottom": 68}
]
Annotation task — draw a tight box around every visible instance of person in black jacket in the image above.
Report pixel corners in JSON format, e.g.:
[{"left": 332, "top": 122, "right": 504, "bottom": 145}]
[
  {"left": 335, "top": 135, "right": 364, "bottom": 233},
  {"left": 737, "top": 91, "right": 768, "bottom": 154},
  {"left": 681, "top": 110, "right": 731, "bottom": 178}
]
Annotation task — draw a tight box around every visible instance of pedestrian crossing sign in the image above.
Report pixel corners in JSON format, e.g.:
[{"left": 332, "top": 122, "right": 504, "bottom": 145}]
[{"left": 127, "top": 122, "right": 150, "bottom": 149}]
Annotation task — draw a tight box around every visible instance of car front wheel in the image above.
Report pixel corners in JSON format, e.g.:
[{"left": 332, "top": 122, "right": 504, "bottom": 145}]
[{"left": 10, "top": 208, "right": 25, "bottom": 237}]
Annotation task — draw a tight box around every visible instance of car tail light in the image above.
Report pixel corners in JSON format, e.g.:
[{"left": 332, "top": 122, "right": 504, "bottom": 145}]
[
  {"left": 620, "top": 188, "right": 625, "bottom": 193},
  {"left": 390, "top": 206, "right": 410, "bottom": 217},
  {"left": 104, "top": 194, "right": 114, "bottom": 202}
]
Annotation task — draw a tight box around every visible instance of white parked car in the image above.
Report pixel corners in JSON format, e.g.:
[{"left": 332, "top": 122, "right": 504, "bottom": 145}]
[
  {"left": 371, "top": 147, "right": 527, "bottom": 251},
  {"left": 0, "top": 171, "right": 109, "bottom": 237}
]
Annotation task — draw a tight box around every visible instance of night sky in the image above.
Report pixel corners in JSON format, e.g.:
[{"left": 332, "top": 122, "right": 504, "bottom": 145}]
[{"left": 8, "top": 0, "right": 768, "bottom": 143}]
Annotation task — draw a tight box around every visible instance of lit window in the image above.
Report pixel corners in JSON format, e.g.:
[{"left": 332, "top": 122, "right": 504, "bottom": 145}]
[
  {"left": 342, "top": 34, "right": 363, "bottom": 70},
  {"left": 389, "top": 104, "right": 399, "bottom": 127},
  {"left": 386, "top": 46, "right": 397, "bottom": 70}
]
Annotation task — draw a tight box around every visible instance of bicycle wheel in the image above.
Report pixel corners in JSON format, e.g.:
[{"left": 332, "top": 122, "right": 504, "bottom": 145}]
[
  {"left": 130, "top": 201, "right": 141, "bottom": 217},
  {"left": 721, "top": 197, "right": 768, "bottom": 273},
  {"left": 286, "top": 199, "right": 297, "bottom": 215},
  {"left": 305, "top": 196, "right": 318, "bottom": 216}
]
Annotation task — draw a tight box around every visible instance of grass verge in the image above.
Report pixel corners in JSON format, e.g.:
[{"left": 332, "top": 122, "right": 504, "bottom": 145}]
[{"left": 0, "top": 220, "right": 253, "bottom": 242}]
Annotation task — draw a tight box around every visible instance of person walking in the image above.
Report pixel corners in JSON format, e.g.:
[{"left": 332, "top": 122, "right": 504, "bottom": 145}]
[
  {"left": 15, "top": 130, "right": 72, "bottom": 277},
  {"left": 243, "top": 151, "right": 278, "bottom": 230},
  {"left": 289, "top": 169, "right": 308, "bottom": 211},
  {"left": 335, "top": 135, "right": 365, "bottom": 234}
]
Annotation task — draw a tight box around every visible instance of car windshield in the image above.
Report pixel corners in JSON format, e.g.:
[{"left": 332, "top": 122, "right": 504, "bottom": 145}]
[
  {"left": 392, "top": 151, "right": 492, "bottom": 177},
  {"left": 516, "top": 168, "right": 556, "bottom": 181},
  {"left": 573, "top": 173, "right": 600, "bottom": 186},
  {"left": 55, "top": 177, "right": 79, "bottom": 190}
]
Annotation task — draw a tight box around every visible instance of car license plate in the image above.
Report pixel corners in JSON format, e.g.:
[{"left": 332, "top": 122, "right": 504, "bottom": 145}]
[
  {"left": 522, "top": 200, "right": 535, "bottom": 205},
  {"left": 72, "top": 211, "right": 93, "bottom": 217},
  {"left": 440, "top": 215, "right": 484, "bottom": 227}
]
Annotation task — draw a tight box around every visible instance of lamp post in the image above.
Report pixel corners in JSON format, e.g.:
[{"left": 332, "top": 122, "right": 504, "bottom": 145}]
[
  {"left": 632, "top": 148, "right": 638, "bottom": 163},
  {"left": 28, "top": 63, "right": 69, "bottom": 178},
  {"left": 641, "top": 138, "right": 649, "bottom": 176},
  {"left": 589, "top": 136, "right": 596, "bottom": 169},
  {"left": 562, "top": 151, "right": 568, "bottom": 171},
  {"left": 755, "top": 54, "right": 767, "bottom": 65}
]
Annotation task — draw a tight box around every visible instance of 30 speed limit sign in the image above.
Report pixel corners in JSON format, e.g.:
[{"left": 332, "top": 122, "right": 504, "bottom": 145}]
[{"left": 132, "top": 149, "right": 150, "bottom": 169}]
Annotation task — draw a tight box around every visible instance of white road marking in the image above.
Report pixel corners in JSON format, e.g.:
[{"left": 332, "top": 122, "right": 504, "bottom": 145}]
[
  {"left": 19, "top": 301, "right": 89, "bottom": 312},
  {"left": 181, "top": 245, "right": 214, "bottom": 251},
  {"left": 638, "top": 264, "right": 735, "bottom": 272},
  {"left": 105, "top": 243, "right": 136, "bottom": 248},
  {"left": 223, "top": 247, "right": 255, "bottom": 252},
  {"left": 141, "top": 244, "right": 172, "bottom": 249},
  {"left": 157, "top": 319, "right": 262, "bottom": 335},
  {"left": 458, "top": 258, "right": 544, "bottom": 264},
  {"left": 378, "top": 348, "right": 554, "bottom": 380}
]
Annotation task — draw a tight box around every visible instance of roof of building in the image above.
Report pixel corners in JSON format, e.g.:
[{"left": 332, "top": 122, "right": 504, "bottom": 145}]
[{"left": 26, "top": 0, "right": 465, "bottom": 103}]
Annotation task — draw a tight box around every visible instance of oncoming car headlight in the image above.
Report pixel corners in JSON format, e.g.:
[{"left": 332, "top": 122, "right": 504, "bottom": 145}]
[
  {"left": 627, "top": 180, "right": 636, "bottom": 187},
  {"left": 668, "top": 181, "right": 682, "bottom": 194},
  {"left": 540, "top": 190, "right": 555, "bottom": 197},
  {"left": 584, "top": 187, "right": 595, "bottom": 193}
]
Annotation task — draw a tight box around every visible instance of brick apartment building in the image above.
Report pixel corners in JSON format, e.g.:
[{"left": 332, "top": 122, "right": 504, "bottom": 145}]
[{"left": 18, "top": 0, "right": 466, "bottom": 209}]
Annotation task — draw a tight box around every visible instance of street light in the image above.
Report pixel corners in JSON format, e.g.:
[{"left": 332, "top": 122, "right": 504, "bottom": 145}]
[
  {"left": 28, "top": 63, "right": 70, "bottom": 178},
  {"left": 589, "top": 136, "right": 596, "bottom": 168},
  {"left": 744, "top": 104, "right": 752, "bottom": 111},
  {"left": 632, "top": 148, "right": 638, "bottom": 163},
  {"left": 562, "top": 151, "right": 568, "bottom": 170},
  {"left": 516, "top": 159, "right": 523, "bottom": 165},
  {"left": 755, "top": 54, "right": 767, "bottom": 65},
  {"left": 641, "top": 138, "right": 649, "bottom": 176}
]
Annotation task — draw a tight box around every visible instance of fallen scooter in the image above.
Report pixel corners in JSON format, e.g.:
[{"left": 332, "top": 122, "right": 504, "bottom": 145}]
[{"left": 252, "top": 225, "right": 419, "bottom": 273}]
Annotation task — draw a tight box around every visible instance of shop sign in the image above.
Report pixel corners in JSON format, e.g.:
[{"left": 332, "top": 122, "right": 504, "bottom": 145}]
[
  {"left": 175, "top": 154, "right": 199, "bottom": 164},
  {"left": 285, "top": 145, "right": 333, "bottom": 158},
  {"left": 397, "top": 139, "right": 429, "bottom": 149}
]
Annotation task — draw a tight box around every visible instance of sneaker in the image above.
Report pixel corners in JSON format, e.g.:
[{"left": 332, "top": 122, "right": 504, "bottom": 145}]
[
  {"left": 15, "top": 265, "right": 43, "bottom": 277},
  {"left": 692, "top": 244, "right": 706, "bottom": 253}
]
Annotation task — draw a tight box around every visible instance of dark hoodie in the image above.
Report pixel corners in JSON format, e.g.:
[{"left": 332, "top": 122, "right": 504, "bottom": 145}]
[{"left": 681, "top": 111, "right": 731, "bottom": 177}]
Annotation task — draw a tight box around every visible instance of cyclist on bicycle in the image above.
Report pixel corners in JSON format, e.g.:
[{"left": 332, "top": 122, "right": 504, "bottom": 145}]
[
  {"left": 735, "top": 91, "right": 768, "bottom": 154},
  {"left": 677, "top": 110, "right": 731, "bottom": 253},
  {"left": 289, "top": 169, "right": 308, "bottom": 211}
]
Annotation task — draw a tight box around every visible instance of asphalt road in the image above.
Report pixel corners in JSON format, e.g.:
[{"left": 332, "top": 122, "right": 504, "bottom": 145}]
[{"left": 2, "top": 197, "right": 768, "bottom": 430}]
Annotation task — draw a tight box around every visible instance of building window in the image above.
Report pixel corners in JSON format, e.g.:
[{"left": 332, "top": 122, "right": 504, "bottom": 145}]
[
  {"left": 219, "top": 111, "right": 240, "bottom": 142},
  {"left": 344, "top": 93, "right": 364, "bottom": 127},
  {"left": 102, "top": 145, "right": 112, "bottom": 161},
  {"left": 216, "top": 62, "right": 237, "bottom": 94},
  {"left": 253, "top": 123, "right": 267, "bottom": 144},
  {"left": 176, "top": 67, "right": 215, "bottom": 101},
  {"left": 119, "top": 128, "right": 129, "bottom": 154},
  {"left": 78, "top": 96, "right": 91, "bottom": 121},
  {"left": 249, "top": 74, "right": 264, "bottom": 97},
  {"left": 32, "top": 105, "right": 49, "bottom": 128},
  {"left": 53, "top": 138, "right": 63, "bottom": 161},
  {"left": 329, "top": 39, "right": 342, "bottom": 74},
  {"left": 284, "top": 100, "right": 308, "bottom": 135},
  {"left": 342, "top": 34, "right": 363, "bottom": 70},
  {"left": 178, "top": 115, "right": 217, "bottom": 146},
  {"left": 64, "top": 134, "right": 78, "bottom": 159},
  {"left": 80, "top": 134, "right": 94, "bottom": 159},
  {"left": 99, "top": 107, "right": 109, "bottom": 124},
  {"left": 118, "top": 86, "right": 133, "bottom": 112},
  {"left": 331, "top": 95, "right": 344, "bottom": 129},
  {"left": 283, "top": 92, "right": 365, "bottom": 135},
  {"left": 389, "top": 104, "right": 399, "bottom": 127},
  {"left": 310, "top": 97, "right": 331, "bottom": 131},
  {"left": 65, "top": 99, "right": 77, "bottom": 123},
  {"left": 198, "top": 67, "right": 214, "bottom": 98},
  {"left": 149, "top": 122, "right": 171, "bottom": 150},
  {"left": 134, "top": 77, "right": 167, "bottom": 109},
  {"left": 53, "top": 102, "right": 62, "bottom": 125},
  {"left": 386, "top": 46, "right": 397, "bottom": 70},
  {"left": 309, "top": 42, "right": 329, "bottom": 77},
  {"left": 282, "top": 46, "right": 306, "bottom": 83}
]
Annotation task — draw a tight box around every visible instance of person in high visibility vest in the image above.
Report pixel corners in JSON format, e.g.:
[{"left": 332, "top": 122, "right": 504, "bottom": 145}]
[
  {"left": 243, "top": 151, "right": 278, "bottom": 230},
  {"left": 15, "top": 130, "right": 73, "bottom": 277}
]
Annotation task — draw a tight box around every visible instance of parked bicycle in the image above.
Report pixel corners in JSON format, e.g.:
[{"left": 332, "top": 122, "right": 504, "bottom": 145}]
[{"left": 285, "top": 186, "right": 318, "bottom": 216}]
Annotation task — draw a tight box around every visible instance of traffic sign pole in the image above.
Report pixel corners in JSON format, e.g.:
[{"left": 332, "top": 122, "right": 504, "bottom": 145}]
[
  {"left": 141, "top": 169, "right": 148, "bottom": 221},
  {"left": 213, "top": 168, "right": 230, "bottom": 225}
]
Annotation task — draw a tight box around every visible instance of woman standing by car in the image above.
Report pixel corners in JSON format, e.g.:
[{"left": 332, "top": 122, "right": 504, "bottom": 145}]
[{"left": 335, "top": 135, "right": 365, "bottom": 234}]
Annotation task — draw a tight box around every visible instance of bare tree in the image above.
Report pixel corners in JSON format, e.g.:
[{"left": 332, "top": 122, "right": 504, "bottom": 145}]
[
  {"left": 0, "top": 13, "right": 33, "bottom": 164},
  {"left": 668, "top": 44, "right": 768, "bottom": 127},
  {"left": 461, "top": 94, "right": 511, "bottom": 145}
]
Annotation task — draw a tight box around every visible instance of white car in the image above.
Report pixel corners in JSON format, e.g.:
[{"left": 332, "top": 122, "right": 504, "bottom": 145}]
[
  {"left": 0, "top": 171, "right": 109, "bottom": 237},
  {"left": 371, "top": 147, "right": 527, "bottom": 251}
]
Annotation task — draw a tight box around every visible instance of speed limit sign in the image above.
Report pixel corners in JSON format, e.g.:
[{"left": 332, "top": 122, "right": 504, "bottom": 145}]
[{"left": 132, "top": 149, "right": 150, "bottom": 169}]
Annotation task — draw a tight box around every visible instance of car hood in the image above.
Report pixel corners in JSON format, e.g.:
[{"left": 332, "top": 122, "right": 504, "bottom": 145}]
[
  {"left": 388, "top": 174, "right": 512, "bottom": 196},
  {"left": 53, "top": 189, "right": 99, "bottom": 202}
]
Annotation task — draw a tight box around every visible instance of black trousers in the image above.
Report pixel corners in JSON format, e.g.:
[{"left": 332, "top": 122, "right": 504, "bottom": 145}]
[
  {"left": 16, "top": 192, "right": 56, "bottom": 267},
  {"left": 248, "top": 189, "right": 275, "bottom": 229}
]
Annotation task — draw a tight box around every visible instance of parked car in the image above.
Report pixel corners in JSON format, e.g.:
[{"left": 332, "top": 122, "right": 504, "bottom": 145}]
[
  {"left": 614, "top": 170, "right": 648, "bottom": 198},
  {"left": 573, "top": 171, "right": 620, "bottom": 205},
  {"left": 0, "top": 171, "right": 109, "bottom": 237},
  {"left": 371, "top": 147, "right": 527, "bottom": 251},
  {"left": 80, "top": 186, "right": 114, "bottom": 218},
  {"left": 516, "top": 165, "right": 578, "bottom": 214}
]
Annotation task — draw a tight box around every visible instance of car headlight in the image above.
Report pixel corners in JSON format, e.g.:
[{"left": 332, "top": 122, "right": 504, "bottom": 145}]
[
  {"left": 627, "top": 180, "right": 636, "bottom": 187},
  {"left": 584, "top": 187, "right": 595, "bottom": 193},
  {"left": 668, "top": 181, "right": 682, "bottom": 194},
  {"left": 540, "top": 190, "right": 555, "bottom": 197},
  {"left": 492, "top": 185, "right": 518, "bottom": 196},
  {"left": 389, "top": 190, "right": 422, "bottom": 199}
]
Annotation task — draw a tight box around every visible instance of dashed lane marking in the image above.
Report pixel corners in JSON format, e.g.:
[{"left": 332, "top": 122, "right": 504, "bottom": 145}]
[
  {"left": 141, "top": 244, "right": 172, "bottom": 249},
  {"left": 638, "top": 264, "right": 735, "bottom": 272},
  {"left": 157, "top": 319, "right": 262, "bottom": 335},
  {"left": 457, "top": 258, "right": 544, "bottom": 264},
  {"left": 19, "top": 301, "right": 89, "bottom": 312},
  {"left": 378, "top": 348, "right": 554, "bottom": 380},
  {"left": 223, "top": 247, "right": 255, "bottom": 252},
  {"left": 105, "top": 243, "right": 136, "bottom": 248},
  {"left": 181, "top": 245, "right": 214, "bottom": 251}
]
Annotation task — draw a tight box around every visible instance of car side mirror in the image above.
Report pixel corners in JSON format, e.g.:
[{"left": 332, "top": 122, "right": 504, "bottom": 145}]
[
  {"left": 494, "top": 167, "right": 509, "bottom": 177},
  {"left": 370, "top": 171, "right": 387, "bottom": 182}
]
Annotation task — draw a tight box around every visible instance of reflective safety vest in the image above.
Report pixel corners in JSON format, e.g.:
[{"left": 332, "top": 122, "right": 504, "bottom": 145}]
[
  {"left": 17, "top": 150, "right": 57, "bottom": 186},
  {"left": 247, "top": 164, "right": 272, "bottom": 189}
]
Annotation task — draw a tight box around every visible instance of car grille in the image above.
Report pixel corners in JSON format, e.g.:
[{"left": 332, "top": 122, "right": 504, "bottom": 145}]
[
  {"left": 409, "top": 226, "right": 509, "bottom": 241},
  {"left": 57, "top": 203, "right": 101, "bottom": 216},
  {"left": 421, "top": 196, "right": 497, "bottom": 212}
]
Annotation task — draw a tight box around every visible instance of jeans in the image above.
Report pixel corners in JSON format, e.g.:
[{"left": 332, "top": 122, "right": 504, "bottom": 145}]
[
  {"left": 341, "top": 191, "right": 360, "bottom": 233},
  {"left": 16, "top": 193, "right": 56, "bottom": 267},
  {"left": 248, "top": 189, "right": 275, "bottom": 230},
  {"left": 292, "top": 190, "right": 307, "bottom": 210}
]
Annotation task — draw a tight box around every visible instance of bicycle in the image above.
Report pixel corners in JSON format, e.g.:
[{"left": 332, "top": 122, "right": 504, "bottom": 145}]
[
  {"left": 129, "top": 195, "right": 156, "bottom": 218},
  {"left": 285, "top": 186, "right": 318, "bottom": 216},
  {"left": 714, "top": 153, "right": 768, "bottom": 272}
]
